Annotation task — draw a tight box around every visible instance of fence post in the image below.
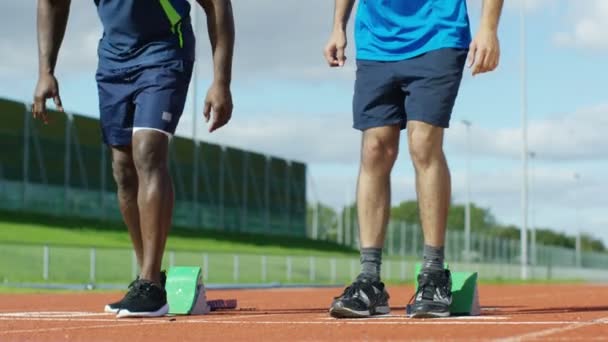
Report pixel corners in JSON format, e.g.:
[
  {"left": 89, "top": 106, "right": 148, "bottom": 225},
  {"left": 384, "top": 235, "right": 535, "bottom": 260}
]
[
  {"left": 330, "top": 258, "right": 337, "bottom": 284},
  {"left": 90, "top": 248, "right": 96, "bottom": 283},
  {"left": 286, "top": 256, "right": 292, "bottom": 283},
  {"left": 43, "top": 245, "right": 49, "bottom": 280},
  {"left": 388, "top": 222, "right": 394, "bottom": 256},
  {"left": 169, "top": 251, "right": 175, "bottom": 267},
  {"left": 400, "top": 222, "right": 406, "bottom": 256},
  {"left": 261, "top": 255, "right": 267, "bottom": 282},
  {"left": 22, "top": 104, "right": 30, "bottom": 208},
  {"left": 203, "top": 253, "right": 209, "bottom": 282},
  {"left": 400, "top": 260, "right": 407, "bottom": 281},
  {"left": 131, "top": 250, "right": 138, "bottom": 280},
  {"left": 412, "top": 225, "right": 419, "bottom": 257},
  {"left": 63, "top": 114, "right": 72, "bottom": 214},
  {"left": 233, "top": 255, "right": 239, "bottom": 283},
  {"left": 100, "top": 145, "right": 107, "bottom": 220},
  {"left": 309, "top": 256, "right": 315, "bottom": 282}
]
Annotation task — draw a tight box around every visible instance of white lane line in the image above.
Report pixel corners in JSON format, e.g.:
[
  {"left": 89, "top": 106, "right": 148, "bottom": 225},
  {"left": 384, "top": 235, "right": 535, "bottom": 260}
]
[
  {"left": 1, "top": 317, "right": 599, "bottom": 326},
  {"left": 496, "top": 316, "right": 608, "bottom": 342},
  {"left": 0, "top": 321, "right": 162, "bottom": 335},
  {"left": 319, "top": 315, "right": 509, "bottom": 321},
  {"left": 166, "top": 319, "right": 605, "bottom": 326},
  {"left": 0, "top": 317, "right": 169, "bottom": 323},
  {"left": 0, "top": 311, "right": 111, "bottom": 318}
]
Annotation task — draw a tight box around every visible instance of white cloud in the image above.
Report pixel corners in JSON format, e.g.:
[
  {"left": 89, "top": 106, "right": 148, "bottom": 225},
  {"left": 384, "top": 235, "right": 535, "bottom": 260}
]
[
  {"left": 176, "top": 111, "right": 361, "bottom": 164},
  {"left": 0, "top": 2, "right": 100, "bottom": 78},
  {"left": 553, "top": 0, "right": 608, "bottom": 50},
  {"left": 446, "top": 104, "right": 608, "bottom": 161},
  {"left": 468, "top": 0, "right": 554, "bottom": 13},
  {"left": 0, "top": 1, "right": 352, "bottom": 82}
]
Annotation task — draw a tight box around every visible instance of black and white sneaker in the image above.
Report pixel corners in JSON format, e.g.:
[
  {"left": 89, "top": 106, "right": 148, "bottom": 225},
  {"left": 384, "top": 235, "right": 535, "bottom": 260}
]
[
  {"left": 329, "top": 276, "right": 390, "bottom": 318},
  {"left": 116, "top": 279, "right": 169, "bottom": 318},
  {"left": 407, "top": 269, "right": 452, "bottom": 318},
  {"left": 104, "top": 271, "right": 166, "bottom": 313}
]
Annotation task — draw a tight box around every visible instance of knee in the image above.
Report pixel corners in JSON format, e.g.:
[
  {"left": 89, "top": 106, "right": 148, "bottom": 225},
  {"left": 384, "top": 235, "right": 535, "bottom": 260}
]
[
  {"left": 132, "top": 137, "right": 169, "bottom": 175},
  {"left": 408, "top": 131, "right": 443, "bottom": 170},
  {"left": 112, "top": 158, "right": 137, "bottom": 192},
  {"left": 361, "top": 136, "right": 399, "bottom": 172}
]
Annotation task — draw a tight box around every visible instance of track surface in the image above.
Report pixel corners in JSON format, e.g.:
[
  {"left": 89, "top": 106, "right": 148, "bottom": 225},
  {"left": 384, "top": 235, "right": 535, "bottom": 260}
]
[{"left": 1, "top": 284, "right": 607, "bottom": 341}]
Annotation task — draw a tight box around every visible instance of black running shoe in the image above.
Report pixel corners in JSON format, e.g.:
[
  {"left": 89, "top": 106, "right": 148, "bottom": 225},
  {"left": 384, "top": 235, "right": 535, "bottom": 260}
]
[
  {"left": 104, "top": 271, "right": 166, "bottom": 314},
  {"left": 329, "top": 277, "right": 390, "bottom": 318},
  {"left": 407, "top": 269, "right": 452, "bottom": 318},
  {"left": 116, "top": 279, "right": 169, "bottom": 318}
]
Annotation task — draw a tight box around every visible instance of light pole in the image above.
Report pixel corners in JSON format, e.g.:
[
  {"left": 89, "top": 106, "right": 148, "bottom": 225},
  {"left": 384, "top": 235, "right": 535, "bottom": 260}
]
[
  {"left": 529, "top": 151, "right": 536, "bottom": 266},
  {"left": 520, "top": 0, "right": 529, "bottom": 280},
  {"left": 461, "top": 120, "right": 472, "bottom": 262},
  {"left": 574, "top": 173, "right": 582, "bottom": 267}
]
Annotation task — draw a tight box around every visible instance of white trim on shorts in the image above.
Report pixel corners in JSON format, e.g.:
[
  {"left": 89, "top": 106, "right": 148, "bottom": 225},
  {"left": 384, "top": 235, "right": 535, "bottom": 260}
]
[{"left": 132, "top": 127, "right": 173, "bottom": 140}]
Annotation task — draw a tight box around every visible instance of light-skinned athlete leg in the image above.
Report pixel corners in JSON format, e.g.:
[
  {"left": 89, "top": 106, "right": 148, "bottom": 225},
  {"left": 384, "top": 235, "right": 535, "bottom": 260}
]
[
  {"left": 406, "top": 119, "right": 453, "bottom": 318},
  {"left": 407, "top": 120, "right": 449, "bottom": 249},
  {"left": 357, "top": 125, "right": 401, "bottom": 250}
]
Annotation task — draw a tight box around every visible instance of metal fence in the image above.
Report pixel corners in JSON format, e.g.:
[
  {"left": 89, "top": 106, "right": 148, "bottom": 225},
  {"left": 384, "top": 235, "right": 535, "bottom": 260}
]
[
  {"left": 0, "top": 98, "right": 306, "bottom": 237},
  {"left": 311, "top": 215, "right": 608, "bottom": 271},
  {"left": 2, "top": 243, "right": 608, "bottom": 288}
]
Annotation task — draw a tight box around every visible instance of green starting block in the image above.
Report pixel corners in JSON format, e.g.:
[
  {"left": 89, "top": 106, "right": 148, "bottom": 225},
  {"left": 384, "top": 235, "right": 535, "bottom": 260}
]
[
  {"left": 165, "top": 266, "right": 210, "bottom": 315},
  {"left": 413, "top": 263, "right": 480, "bottom": 316}
]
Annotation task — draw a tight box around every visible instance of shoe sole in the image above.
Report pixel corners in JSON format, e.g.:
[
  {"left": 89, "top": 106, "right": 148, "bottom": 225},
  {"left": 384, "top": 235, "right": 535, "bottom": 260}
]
[
  {"left": 408, "top": 311, "right": 450, "bottom": 319},
  {"left": 116, "top": 303, "right": 169, "bottom": 318},
  {"left": 329, "top": 305, "right": 390, "bottom": 319},
  {"left": 104, "top": 305, "right": 119, "bottom": 314}
]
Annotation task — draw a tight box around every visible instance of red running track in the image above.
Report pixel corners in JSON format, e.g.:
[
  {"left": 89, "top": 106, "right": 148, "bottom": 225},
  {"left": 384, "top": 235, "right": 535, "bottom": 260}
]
[{"left": 1, "top": 284, "right": 607, "bottom": 341}]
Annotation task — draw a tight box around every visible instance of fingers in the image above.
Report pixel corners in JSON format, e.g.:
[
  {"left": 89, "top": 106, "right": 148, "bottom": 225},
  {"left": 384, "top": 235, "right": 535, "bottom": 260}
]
[
  {"left": 467, "top": 41, "right": 477, "bottom": 69},
  {"left": 32, "top": 96, "right": 48, "bottom": 124},
  {"left": 336, "top": 46, "right": 346, "bottom": 67},
  {"left": 324, "top": 45, "right": 337, "bottom": 67},
  {"left": 471, "top": 43, "right": 500, "bottom": 76},
  {"left": 203, "top": 101, "right": 212, "bottom": 122},
  {"left": 53, "top": 94, "right": 64, "bottom": 112},
  {"left": 471, "top": 46, "right": 486, "bottom": 76},
  {"left": 208, "top": 105, "right": 232, "bottom": 133},
  {"left": 487, "top": 46, "right": 500, "bottom": 72}
]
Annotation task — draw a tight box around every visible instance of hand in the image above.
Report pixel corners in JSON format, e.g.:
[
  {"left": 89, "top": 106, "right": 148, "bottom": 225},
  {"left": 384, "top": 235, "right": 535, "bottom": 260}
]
[
  {"left": 324, "top": 29, "right": 347, "bottom": 67},
  {"left": 467, "top": 28, "right": 500, "bottom": 76},
  {"left": 203, "top": 82, "right": 233, "bottom": 133},
  {"left": 32, "top": 73, "right": 63, "bottom": 124}
]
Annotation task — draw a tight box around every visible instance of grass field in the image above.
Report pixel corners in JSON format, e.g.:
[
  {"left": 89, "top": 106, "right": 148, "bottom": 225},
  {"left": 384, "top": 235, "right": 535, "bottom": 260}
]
[
  {"left": 0, "top": 210, "right": 370, "bottom": 285},
  {"left": 0, "top": 209, "right": 354, "bottom": 256}
]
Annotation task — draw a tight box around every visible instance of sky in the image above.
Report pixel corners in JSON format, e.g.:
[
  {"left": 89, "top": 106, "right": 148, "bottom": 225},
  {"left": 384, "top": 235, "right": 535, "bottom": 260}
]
[{"left": 0, "top": 0, "right": 607, "bottom": 243}]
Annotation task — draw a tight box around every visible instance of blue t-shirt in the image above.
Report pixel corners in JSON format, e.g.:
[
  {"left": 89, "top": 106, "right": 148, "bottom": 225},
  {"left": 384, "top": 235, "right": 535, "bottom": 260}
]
[
  {"left": 355, "top": 0, "right": 472, "bottom": 61},
  {"left": 94, "top": 0, "right": 195, "bottom": 68}
]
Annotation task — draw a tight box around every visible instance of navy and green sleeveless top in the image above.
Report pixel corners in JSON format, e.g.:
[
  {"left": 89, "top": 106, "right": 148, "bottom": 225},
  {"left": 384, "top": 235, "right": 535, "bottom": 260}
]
[{"left": 94, "top": 0, "right": 195, "bottom": 67}]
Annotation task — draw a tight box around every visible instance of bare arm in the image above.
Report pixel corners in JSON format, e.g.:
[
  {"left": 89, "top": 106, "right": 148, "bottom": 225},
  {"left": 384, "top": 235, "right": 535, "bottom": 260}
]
[
  {"left": 468, "top": 0, "right": 504, "bottom": 75},
  {"left": 324, "top": 0, "right": 356, "bottom": 67},
  {"left": 197, "top": 0, "right": 235, "bottom": 132},
  {"left": 33, "top": 0, "right": 71, "bottom": 122},
  {"left": 332, "top": 0, "right": 356, "bottom": 32},
  {"left": 479, "top": 0, "right": 503, "bottom": 33}
]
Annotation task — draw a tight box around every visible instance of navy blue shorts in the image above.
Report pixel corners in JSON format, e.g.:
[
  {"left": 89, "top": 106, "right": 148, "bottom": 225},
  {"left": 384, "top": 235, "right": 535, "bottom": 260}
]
[
  {"left": 353, "top": 48, "right": 468, "bottom": 131},
  {"left": 96, "top": 59, "right": 193, "bottom": 146}
]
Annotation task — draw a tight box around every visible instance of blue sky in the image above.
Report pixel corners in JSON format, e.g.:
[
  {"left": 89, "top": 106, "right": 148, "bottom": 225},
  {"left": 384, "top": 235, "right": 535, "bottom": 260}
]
[{"left": 0, "top": 0, "right": 607, "bottom": 243}]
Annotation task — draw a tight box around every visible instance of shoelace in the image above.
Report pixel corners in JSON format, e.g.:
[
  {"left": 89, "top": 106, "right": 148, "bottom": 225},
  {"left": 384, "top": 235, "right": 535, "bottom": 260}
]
[
  {"left": 335, "top": 281, "right": 364, "bottom": 300},
  {"left": 124, "top": 280, "right": 156, "bottom": 300},
  {"left": 408, "top": 274, "right": 440, "bottom": 304}
]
